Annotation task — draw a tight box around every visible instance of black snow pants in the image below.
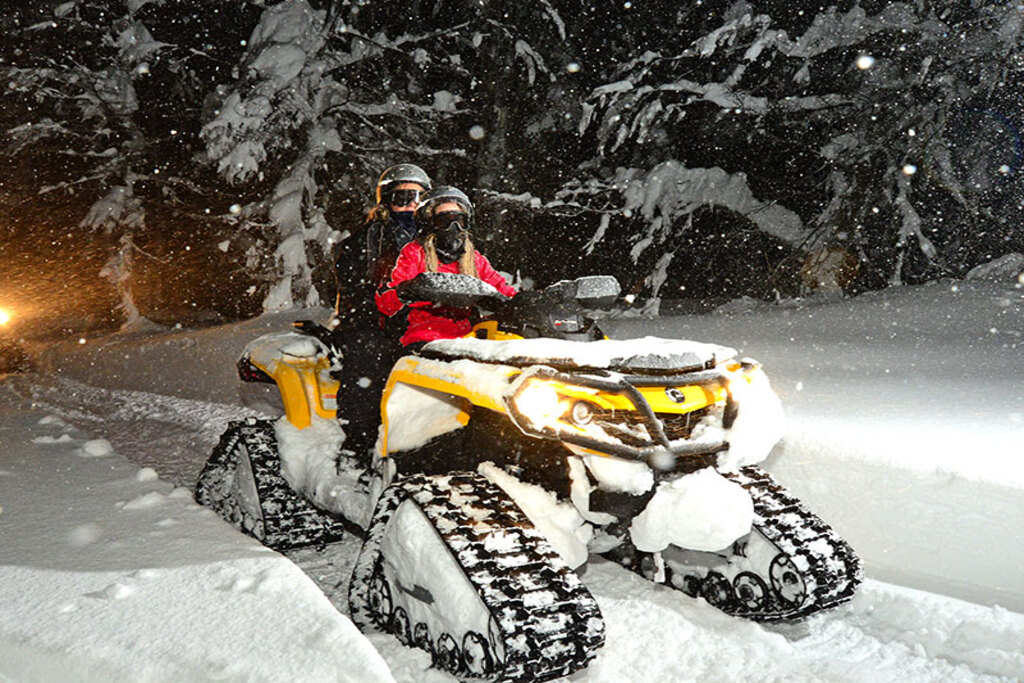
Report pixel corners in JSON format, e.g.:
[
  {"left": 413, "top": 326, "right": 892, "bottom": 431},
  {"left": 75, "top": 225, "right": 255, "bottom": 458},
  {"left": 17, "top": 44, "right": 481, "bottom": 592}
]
[{"left": 333, "top": 315, "right": 405, "bottom": 461}]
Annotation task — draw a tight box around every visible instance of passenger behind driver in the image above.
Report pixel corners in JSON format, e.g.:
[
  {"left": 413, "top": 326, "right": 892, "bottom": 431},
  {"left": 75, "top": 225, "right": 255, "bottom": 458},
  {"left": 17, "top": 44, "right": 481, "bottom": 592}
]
[
  {"left": 331, "top": 163, "right": 431, "bottom": 461},
  {"left": 333, "top": 163, "right": 432, "bottom": 325},
  {"left": 376, "top": 186, "right": 516, "bottom": 347}
]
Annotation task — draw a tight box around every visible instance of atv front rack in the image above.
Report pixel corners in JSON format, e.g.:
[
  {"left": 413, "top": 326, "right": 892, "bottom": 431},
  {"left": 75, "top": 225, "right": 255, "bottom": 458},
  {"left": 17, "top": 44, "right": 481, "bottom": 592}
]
[{"left": 503, "top": 365, "right": 742, "bottom": 469}]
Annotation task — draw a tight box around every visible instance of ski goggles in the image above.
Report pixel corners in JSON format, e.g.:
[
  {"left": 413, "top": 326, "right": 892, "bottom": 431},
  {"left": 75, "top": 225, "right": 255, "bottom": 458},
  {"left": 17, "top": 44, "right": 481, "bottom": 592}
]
[
  {"left": 387, "top": 189, "right": 421, "bottom": 207},
  {"left": 430, "top": 210, "right": 468, "bottom": 232}
]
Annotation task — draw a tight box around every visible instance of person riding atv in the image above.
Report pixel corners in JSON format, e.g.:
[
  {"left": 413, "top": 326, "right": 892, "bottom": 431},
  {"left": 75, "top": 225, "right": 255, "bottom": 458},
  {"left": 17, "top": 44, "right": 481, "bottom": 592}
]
[
  {"left": 376, "top": 186, "right": 517, "bottom": 348},
  {"left": 331, "top": 163, "right": 432, "bottom": 459},
  {"left": 333, "top": 162, "right": 433, "bottom": 321}
]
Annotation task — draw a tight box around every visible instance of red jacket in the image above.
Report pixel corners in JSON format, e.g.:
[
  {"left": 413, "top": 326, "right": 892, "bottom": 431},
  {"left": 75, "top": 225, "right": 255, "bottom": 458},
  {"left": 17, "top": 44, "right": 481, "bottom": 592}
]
[{"left": 376, "top": 241, "right": 517, "bottom": 345}]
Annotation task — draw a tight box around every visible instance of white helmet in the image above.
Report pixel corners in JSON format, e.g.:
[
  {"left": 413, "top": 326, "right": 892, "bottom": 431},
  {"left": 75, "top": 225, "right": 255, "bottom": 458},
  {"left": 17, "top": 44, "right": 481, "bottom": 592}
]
[{"left": 414, "top": 185, "right": 474, "bottom": 231}]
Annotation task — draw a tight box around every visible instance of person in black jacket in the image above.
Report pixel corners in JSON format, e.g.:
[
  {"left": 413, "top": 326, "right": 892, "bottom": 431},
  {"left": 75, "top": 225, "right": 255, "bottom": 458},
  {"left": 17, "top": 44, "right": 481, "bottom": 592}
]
[
  {"left": 333, "top": 164, "right": 432, "bottom": 325},
  {"left": 331, "top": 164, "right": 431, "bottom": 461}
]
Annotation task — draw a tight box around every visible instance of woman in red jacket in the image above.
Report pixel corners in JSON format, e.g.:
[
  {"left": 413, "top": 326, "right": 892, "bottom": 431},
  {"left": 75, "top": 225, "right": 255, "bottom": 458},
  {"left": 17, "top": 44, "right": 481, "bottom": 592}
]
[{"left": 376, "top": 186, "right": 516, "bottom": 346}]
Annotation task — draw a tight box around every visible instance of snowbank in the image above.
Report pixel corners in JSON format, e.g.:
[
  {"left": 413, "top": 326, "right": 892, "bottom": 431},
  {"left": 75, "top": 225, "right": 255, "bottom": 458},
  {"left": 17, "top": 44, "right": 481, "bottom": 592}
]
[{"left": 0, "top": 407, "right": 392, "bottom": 683}]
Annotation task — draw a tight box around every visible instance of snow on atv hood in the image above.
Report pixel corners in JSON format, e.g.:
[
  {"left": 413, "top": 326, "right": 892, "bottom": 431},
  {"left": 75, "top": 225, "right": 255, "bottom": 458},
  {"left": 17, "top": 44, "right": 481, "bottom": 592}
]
[{"left": 424, "top": 336, "right": 736, "bottom": 372}]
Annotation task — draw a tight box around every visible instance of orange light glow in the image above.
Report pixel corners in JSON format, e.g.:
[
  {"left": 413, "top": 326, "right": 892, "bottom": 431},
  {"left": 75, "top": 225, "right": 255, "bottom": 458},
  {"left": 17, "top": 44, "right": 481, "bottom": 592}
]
[{"left": 0, "top": 308, "right": 10, "bottom": 326}]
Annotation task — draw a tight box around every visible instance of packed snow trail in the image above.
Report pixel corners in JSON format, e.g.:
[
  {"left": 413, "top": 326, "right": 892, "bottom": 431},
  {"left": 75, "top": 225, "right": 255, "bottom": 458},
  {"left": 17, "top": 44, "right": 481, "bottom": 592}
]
[{"left": 3, "top": 376, "right": 1023, "bottom": 681}]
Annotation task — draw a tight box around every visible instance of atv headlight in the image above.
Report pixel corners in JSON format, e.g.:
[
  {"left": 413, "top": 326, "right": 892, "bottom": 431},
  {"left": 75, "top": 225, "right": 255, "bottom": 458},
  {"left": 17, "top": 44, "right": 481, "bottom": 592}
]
[
  {"left": 514, "top": 380, "right": 570, "bottom": 430},
  {"left": 508, "top": 375, "right": 608, "bottom": 436}
]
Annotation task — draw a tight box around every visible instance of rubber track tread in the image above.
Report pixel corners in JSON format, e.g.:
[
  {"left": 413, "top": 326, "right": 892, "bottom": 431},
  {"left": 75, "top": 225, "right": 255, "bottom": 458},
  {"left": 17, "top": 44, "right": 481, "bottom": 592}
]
[
  {"left": 350, "top": 472, "right": 604, "bottom": 683},
  {"left": 723, "top": 466, "right": 862, "bottom": 620},
  {"left": 195, "top": 418, "right": 347, "bottom": 550}
]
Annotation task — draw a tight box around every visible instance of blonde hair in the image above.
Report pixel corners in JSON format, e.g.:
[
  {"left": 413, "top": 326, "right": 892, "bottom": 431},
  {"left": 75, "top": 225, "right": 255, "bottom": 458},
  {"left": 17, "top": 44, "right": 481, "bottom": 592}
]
[
  {"left": 423, "top": 232, "right": 477, "bottom": 278},
  {"left": 366, "top": 204, "right": 389, "bottom": 223}
]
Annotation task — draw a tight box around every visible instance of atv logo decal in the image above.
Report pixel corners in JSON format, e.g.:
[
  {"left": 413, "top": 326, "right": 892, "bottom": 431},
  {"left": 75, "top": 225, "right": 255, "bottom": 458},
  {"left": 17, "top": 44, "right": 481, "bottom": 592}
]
[{"left": 665, "top": 387, "right": 686, "bottom": 403}]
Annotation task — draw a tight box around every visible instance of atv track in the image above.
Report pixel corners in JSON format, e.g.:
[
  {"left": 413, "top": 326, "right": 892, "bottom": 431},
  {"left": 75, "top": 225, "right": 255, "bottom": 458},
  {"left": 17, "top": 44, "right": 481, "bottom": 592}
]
[{"left": 350, "top": 472, "right": 605, "bottom": 683}]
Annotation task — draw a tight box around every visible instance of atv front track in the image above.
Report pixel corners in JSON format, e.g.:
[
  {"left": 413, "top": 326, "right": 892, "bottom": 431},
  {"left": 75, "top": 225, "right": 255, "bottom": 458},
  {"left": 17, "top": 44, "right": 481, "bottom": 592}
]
[
  {"left": 608, "top": 465, "right": 861, "bottom": 621},
  {"left": 349, "top": 472, "right": 604, "bottom": 682}
]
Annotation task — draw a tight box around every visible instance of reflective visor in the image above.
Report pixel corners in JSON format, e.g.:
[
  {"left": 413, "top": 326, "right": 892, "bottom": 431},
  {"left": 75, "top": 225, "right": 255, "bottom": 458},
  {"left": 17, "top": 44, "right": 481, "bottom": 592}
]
[{"left": 388, "top": 188, "right": 421, "bottom": 207}]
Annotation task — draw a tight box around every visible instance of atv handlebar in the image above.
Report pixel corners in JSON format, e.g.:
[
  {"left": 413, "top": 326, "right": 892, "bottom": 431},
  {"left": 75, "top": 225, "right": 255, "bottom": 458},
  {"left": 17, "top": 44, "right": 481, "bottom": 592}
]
[
  {"left": 395, "top": 272, "right": 622, "bottom": 341},
  {"left": 397, "top": 273, "right": 620, "bottom": 310},
  {"left": 396, "top": 272, "right": 511, "bottom": 310}
]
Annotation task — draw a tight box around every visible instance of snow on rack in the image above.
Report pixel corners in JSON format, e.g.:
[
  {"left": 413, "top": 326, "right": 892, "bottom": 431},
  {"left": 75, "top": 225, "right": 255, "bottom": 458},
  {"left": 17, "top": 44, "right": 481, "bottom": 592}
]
[{"left": 424, "top": 335, "right": 737, "bottom": 372}]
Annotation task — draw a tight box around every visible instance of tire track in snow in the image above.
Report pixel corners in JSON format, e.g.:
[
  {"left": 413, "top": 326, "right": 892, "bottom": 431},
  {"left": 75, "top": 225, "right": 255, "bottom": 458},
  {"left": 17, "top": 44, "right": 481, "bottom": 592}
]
[{"left": 2, "top": 374, "right": 265, "bottom": 486}]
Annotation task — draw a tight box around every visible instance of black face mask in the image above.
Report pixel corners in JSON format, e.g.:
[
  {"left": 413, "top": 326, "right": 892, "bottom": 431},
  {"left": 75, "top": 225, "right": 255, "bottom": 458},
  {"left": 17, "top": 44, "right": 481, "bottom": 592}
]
[
  {"left": 390, "top": 211, "right": 416, "bottom": 245},
  {"left": 434, "top": 223, "right": 465, "bottom": 263}
]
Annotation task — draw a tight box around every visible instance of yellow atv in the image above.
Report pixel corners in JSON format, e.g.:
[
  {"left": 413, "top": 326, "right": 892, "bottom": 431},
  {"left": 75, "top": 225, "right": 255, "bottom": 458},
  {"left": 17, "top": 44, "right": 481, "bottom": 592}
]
[{"left": 195, "top": 274, "right": 861, "bottom": 683}]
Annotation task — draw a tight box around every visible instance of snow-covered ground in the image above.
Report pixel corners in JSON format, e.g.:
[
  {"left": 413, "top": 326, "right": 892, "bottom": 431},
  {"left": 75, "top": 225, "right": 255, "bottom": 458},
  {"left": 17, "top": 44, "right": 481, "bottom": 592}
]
[
  {"left": 608, "top": 272, "right": 1024, "bottom": 614},
  {"left": 2, "top": 268, "right": 1023, "bottom": 681},
  {"left": 0, "top": 401, "right": 392, "bottom": 683}
]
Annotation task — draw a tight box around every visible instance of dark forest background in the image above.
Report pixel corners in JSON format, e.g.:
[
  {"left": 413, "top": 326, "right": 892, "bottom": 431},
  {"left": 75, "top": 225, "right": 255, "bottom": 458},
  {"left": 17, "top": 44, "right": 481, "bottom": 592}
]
[{"left": 1, "top": 0, "right": 1022, "bottom": 337}]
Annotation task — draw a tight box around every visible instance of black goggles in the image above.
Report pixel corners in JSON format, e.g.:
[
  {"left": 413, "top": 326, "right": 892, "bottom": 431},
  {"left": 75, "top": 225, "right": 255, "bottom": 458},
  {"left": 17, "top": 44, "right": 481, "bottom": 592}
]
[
  {"left": 388, "top": 189, "right": 421, "bottom": 207},
  {"left": 431, "top": 210, "right": 467, "bottom": 231}
]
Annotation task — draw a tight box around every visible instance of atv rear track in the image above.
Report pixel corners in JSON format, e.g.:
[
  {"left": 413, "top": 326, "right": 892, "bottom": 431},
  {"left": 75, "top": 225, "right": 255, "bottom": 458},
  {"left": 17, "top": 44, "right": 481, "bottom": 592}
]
[{"left": 195, "top": 418, "right": 349, "bottom": 550}]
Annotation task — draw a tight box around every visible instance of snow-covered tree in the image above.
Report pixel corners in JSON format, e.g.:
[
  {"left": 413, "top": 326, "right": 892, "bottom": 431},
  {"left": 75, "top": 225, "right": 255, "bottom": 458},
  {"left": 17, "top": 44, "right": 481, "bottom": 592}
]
[
  {"left": 1, "top": 2, "right": 153, "bottom": 326},
  {"left": 4, "top": 1, "right": 1023, "bottom": 332},
  {"left": 2, "top": 1, "right": 260, "bottom": 328},
  {"left": 200, "top": 0, "right": 577, "bottom": 309},
  {"left": 558, "top": 1, "right": 1024, "bottom": 296}
]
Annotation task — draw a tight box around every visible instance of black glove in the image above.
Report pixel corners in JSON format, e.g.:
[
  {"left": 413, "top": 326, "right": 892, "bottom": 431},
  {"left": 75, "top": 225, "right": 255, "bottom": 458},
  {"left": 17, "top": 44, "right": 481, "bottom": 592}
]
[{"left": 395, "top": 277, "right": 424, "bottom": 303}]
